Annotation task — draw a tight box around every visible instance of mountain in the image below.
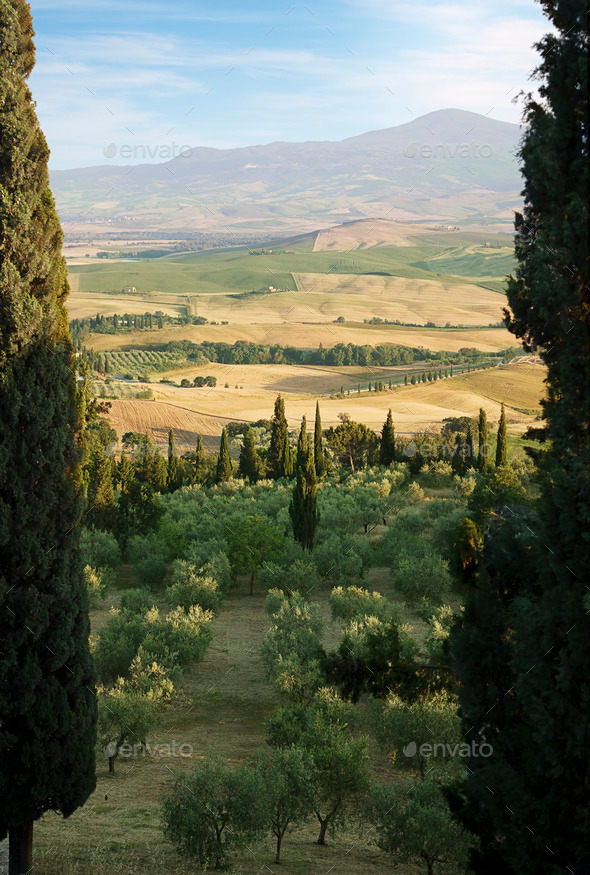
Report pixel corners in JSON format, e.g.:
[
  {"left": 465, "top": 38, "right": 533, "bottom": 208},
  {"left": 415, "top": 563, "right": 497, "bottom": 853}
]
[{"left": 51, "top": 109, "right": 524, "bottom": 234}]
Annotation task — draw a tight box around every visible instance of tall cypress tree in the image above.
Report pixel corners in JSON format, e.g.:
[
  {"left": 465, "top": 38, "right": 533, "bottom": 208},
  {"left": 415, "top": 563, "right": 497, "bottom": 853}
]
[
  {"left": 215, "top": 428, "right": 232, "bottom": 483},
  {"left": 194, "top": 434, "right": 205, "bottom": 483},
  {"left": 495, "top": 404, "right": 507, "bottom": 467},
  {"left": 281, "top": 433, "right": 294, "bottom": 480},
  {"left": 87, "top": 446, "right": 116, "bottom": 531},
  {"left": 465, "top": 424, "right": 475, "bottom": 470},
  {"left": 238, "top": 425, "right": 263, "bottom": 482},
  {"left": 289, "top": 417, "right": 319, "bottom": 550},
  {"left": 267, "top": 394, "right": 288, "bottom": 478},
  {"left": 379, "top": 409, "right": 396, "bottom": 465},
  {"left": 451, "top": 432, "right": 466, "bottom": 475},
  {"left": 314, "top": 401, "right": 326, "bottom": 477},
  {"left": 453, "top": 2, "right": 589, "bottom": 870},
  {"left": 0, "top": 5, "right": 96, "bottom": 870},
  {"left": 167, "top": 428, "right": 179, "bottom": 490},
  {"left": 477, "top": 408, "right": 489, "bottom": 471}
]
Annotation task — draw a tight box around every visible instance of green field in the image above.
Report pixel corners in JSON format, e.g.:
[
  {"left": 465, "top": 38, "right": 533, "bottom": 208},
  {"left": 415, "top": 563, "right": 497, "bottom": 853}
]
[{"left": 69, "top": 230, "right": 514, "bottom": 300}]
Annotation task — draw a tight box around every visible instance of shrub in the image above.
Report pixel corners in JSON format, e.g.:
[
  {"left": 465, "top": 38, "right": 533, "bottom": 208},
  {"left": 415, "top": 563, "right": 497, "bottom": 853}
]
[
  {"left": 84, "top": 565, "right": 106, "bottom": 609},
  {"left": 142, "top": 605, "right": 213, "bottom": 667},
  {"left": 329, "top": 585, "right": 389, "bottom": 622},
  {"left": 391, "top": 553, "right": 452, "bottom": 603},
  {"left": 199, "top": 551, "right": 232, "bottom": 593},
  {"left": 94, "top": 608, "right": 150, "bottom": 682},
  {"left": 166, "top": 561, "right": 221, "bottom": 613},
  {"left": 119, "top": 587, "right": 153, "bottom": 615},
  {"left": 80, "top": 527, "right": 121, "bottom": 569},
  {"left": 128, "top": 533, "right": 170, "bottom": 588},
  {"left": 161, "top": 759, "right": 268, "bottom": 868}
]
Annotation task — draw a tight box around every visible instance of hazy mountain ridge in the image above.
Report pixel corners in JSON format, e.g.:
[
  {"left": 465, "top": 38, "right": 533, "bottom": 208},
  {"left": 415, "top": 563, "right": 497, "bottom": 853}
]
[{"left": 53, "top": 109, "right": 524, "bottom": 232}]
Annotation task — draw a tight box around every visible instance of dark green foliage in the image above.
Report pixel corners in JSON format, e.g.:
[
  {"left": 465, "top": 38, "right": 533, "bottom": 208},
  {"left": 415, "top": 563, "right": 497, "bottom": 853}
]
[
  {"left": 162, "top": 759, "right": 268, "bottom": 868},
  {"left": 379, "top": 409, "right": 396, "bottom": 465},
  {"left": 237, "top": 425, "right": 263, "bottom": 482},
  {"left": 0, "top": 4, "right": 96, "bottom": 864},
  {"left": 119, "top": 587, "right": 153, "bottom": 614},
  {"left": 495, "top": 403, "right": 507, "bottom": 467},
  {"left": 87, "top": 446, "right": 116, "bottom": 530},
  {"left": 455, "top": 5, "right": 589, "bottom": 865},
  {"left": 289, "top": 416, "right": 319, "bottom": 550},
  {"left": 314, "top": 401, "right": 326, "bottom": 477},
  {"left": 325, "top": 420, "right": 378, "bottom": 472},
  {"left": 167, "top": 429, "right": 179, "bottom": 490},
  {"left": 228, "top": 514, "right": 284, "bottom": 595},
  {"left": 281, "top": 435, "right": 294, "bottom": 479},
  {"left": 215, "top": 427, "right": 232, "bottom": 483},
  {"left": 477, "top": 407, "right": 489, "bottom": 471},
  {"left": 256, "top": 747, "right": 315, "bottom": 863},
  {"left": 267, "top": 394, "right": 289, "bottom": 478},
  {"left": 366, "top": 775, "right": 475, "bottom": 873}
]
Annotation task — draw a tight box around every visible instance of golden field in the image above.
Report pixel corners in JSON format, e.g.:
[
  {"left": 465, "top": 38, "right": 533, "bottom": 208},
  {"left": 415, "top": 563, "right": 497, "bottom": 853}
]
[
  {"left": 87, "top": 321, "right": 514, "bottom": 354},
  {"left": 101, "top": 361, "right": 545, "bottom": 448},
  {"left": 293, "top": 272, "right": 504, "bottom": 326}
]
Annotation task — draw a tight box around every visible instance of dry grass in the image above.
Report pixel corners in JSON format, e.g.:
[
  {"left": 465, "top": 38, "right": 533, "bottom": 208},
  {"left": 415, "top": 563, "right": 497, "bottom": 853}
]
[
  {"left": 67, "top": 292, "right": 186, "bottom": 319},
  {"left": 101, "top": 362, "right": 543, "bottom": 446},
  {"left": 312, "top": 219, "right": 437, "bottom": 250},
  {"left": 105, "top": 399, "right": 238, "bottom": 448},
  {"left": 450, "top": 362, "right": 546, "bottom": 413},
  {"left": 31, "top": 586, "right": 417, "bottom": 875},
  {"left": 293, "top": 272, "right": 504, "bottom": 326},
  {"left": 88, "top": 320, "right": 513, "bottom": 353}
]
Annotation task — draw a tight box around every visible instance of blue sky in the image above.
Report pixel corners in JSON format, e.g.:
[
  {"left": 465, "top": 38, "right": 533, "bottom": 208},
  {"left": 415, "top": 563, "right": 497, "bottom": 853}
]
[{"left": 28, "top": 0, "right": 549, "bottom": 169}]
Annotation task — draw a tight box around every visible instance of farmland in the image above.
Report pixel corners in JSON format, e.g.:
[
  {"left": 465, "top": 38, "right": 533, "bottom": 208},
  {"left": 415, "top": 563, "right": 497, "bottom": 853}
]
[
  {"left": 67, "top": 223, "right": 513, "bottom": 331},
  {"left": 98, "top": 361, "right": 545, "bottom": 448}
]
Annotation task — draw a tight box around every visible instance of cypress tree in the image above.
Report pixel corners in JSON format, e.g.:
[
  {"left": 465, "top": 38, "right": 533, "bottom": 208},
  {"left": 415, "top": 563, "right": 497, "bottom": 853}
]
[
  {"left": 0, "top": 5, "right": 96, "bottom": 870},
  {"left": 238, "top": 425, "right": 263, "bottom": 482},
  {"left": 379, "top": 409, "right": 396, "bottom": 465},
  {"left": 495, "top": 404, "right": 507, "bottom": 467},
  {"left": 477, "top": 407, "right": 489, "bottom": 471},
  {"left": 281, "top": 433, "right": 294, "bottom": 479},
  {"left": 267, "top": 394, "right": 288, "bottom": 478},
  {"left": 87, "top": 447, "right": 116, "bottom": 531},
  {"left": 451, "top": 432, "right": 466, "bottom": 475},
  {"left": 314, "top": 401, "right": 326, "bottom": 478},
  {"left": 289, "top": 417, "right": 319, "bottom": 550},
  {"left": 453, "top": 2, "right": 589, "bottom": 870},
  {"left": 167, "top": 428, "right": 179, "bottom": 490},
  {"left": 215, "top": 428, "right": 232, "bottom": 483},
  {"left": 194, "top": 434, "right": 205, "bottom": 483},
  {"left": 465, "top": 424, "right": 475, "bottom": 469},
  {"left": 117, "top": 449, "right": 134, "bottom": 489},
  {"left": 404, "top": 375, "right": 408, "bottom": 385}
]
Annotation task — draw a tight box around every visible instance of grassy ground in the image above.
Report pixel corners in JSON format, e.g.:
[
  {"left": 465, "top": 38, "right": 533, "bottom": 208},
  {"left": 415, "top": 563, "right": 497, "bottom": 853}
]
[{"left": 31, "top": 578, "right": 423, "bottom": 875}]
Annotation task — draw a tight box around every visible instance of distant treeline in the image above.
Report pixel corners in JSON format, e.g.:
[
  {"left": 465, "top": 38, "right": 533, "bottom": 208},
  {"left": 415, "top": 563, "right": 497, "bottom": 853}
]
[
  {"left": 70, "top": 312, "right": 208, "bottom": 345},
  {"left": 160, "top": 339, "right": 519, "bottom": 367}
]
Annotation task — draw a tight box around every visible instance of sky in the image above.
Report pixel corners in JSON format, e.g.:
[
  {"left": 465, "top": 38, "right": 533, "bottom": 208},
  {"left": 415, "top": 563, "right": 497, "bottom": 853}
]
[{"left": 27, "top": 0, "right": 550, "bottom": 169}]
